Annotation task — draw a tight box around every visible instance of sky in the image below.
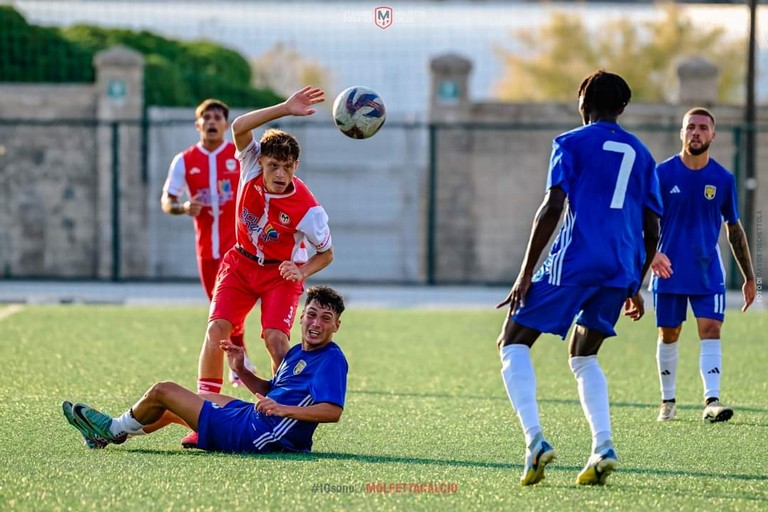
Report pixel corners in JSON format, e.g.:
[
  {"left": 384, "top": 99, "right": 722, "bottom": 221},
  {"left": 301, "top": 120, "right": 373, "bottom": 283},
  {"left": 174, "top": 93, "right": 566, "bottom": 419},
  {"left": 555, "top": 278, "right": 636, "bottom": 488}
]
[{"left": 7, "top": 1, "right": 768, "bottom": 114}]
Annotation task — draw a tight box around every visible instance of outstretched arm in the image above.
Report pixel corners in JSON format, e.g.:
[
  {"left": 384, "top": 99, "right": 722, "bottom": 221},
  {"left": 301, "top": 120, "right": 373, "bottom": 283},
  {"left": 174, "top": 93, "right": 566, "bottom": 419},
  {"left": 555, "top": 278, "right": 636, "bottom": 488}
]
[
  {"left": 726, "top": 220, "right": 756, "bottom": 311},
  {"left": 497, "top": 186, "right": 565, "bottom": 312},
  {"left": 231, "top": 86, "right": 325, "bottom": 151}
]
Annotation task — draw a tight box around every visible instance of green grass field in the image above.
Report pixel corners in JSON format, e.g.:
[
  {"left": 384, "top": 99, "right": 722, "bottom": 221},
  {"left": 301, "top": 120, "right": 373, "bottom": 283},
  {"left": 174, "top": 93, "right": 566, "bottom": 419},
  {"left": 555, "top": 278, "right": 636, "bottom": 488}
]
[{"left": 1, "top": 304, "right": 767, "bottom": 511}]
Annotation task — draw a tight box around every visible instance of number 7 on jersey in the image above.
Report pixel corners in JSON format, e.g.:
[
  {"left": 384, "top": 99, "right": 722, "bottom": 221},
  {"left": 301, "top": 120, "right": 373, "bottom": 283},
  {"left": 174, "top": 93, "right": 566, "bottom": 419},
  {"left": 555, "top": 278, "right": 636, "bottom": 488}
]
[{"left": 603, "top": 141, "right": 636, "bottom": 209}]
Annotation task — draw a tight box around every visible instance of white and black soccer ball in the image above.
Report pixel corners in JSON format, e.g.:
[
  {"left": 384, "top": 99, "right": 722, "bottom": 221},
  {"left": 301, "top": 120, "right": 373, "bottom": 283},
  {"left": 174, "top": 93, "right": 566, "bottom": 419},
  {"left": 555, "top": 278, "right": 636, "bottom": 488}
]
[{"left": 332, "top": 86, "right": 386, "bottom": 139}]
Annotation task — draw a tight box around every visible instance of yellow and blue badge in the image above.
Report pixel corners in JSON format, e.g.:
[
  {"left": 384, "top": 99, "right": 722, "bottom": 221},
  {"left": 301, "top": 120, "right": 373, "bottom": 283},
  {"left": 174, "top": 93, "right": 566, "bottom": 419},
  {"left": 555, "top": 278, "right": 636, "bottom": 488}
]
[
  {"left": 294, "top": 360, "right": 307, "bottom": 375},
  {"left": 704, "top": 185, "right": 717, "bottom": 200}
]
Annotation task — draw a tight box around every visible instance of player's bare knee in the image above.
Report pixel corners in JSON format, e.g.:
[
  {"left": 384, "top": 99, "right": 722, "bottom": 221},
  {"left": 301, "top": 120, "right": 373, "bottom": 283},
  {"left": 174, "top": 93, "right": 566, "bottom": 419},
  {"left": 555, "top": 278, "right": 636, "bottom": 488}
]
[
  {"left": 698, "top": 323, "right": 721, "bottom": 340},
  {"left": 659, "top": 326, "right": 681, "bottom": 343},
  {"left": 205, "top": 319, "right": 233, "bottom": 348},
  {"left": 147, "top": 381, "right": 176, "bottom": 403},
  {"left": 264, "top": 331, "right": 289, "bottom": 359}
]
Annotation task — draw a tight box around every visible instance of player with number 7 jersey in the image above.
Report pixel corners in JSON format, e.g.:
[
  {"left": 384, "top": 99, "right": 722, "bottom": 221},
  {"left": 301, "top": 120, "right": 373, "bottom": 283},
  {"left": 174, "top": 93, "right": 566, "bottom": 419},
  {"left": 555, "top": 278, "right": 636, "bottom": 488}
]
[
  {"left": 496, "top": 71, "right": 662, "bottom": 488},
  {"left": 538, "top": 121, "right": 663, "bottom": 293}
]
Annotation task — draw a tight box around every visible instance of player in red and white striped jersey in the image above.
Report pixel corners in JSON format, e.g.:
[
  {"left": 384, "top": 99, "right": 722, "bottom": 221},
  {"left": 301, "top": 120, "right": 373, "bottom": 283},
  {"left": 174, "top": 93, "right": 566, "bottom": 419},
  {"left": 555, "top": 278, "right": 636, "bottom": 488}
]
[
  {"left": 176, "top": 87, "right": 333, "bottom": 450},
  {"left": 161, "top": 99, "right": 253, "bottom": 387}
]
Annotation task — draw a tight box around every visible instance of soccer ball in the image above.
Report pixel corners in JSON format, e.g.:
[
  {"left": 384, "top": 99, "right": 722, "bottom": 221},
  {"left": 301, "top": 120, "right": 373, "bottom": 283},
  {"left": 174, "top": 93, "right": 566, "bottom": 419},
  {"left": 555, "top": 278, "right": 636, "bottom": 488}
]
[{"left": 332, "top": 86, "right": 386, "bottom": 139}]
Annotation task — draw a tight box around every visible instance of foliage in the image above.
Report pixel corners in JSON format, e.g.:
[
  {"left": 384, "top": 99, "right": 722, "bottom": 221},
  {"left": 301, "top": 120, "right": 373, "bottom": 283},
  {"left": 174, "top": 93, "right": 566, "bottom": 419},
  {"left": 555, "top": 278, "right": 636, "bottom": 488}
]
[
  {"left": 0, "top": 6, "right": 282, "bottom": 107},
  {"left": 495, "top": 6, "right": 746, "bottom": 103},
  {"left": 0, "top": 6, "right": 94, "bottom": 82}
]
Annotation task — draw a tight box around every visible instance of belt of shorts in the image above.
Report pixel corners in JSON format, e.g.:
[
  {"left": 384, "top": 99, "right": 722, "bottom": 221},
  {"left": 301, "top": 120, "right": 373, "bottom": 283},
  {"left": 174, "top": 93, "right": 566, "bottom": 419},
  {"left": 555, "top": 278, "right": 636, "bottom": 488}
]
[{"left": 235, "top": 245, "right": 281, "bottom": 265}]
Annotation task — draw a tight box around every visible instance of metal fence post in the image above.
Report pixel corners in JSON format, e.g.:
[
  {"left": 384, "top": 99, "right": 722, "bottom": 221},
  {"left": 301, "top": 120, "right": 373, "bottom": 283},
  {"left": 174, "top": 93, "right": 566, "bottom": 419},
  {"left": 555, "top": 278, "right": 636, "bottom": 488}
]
[
  {"left": 426, "top": 123, "right": 438, "bottom": 285},
  {"left": 111, "top": 121, "right": 121, "bottom": 282}
]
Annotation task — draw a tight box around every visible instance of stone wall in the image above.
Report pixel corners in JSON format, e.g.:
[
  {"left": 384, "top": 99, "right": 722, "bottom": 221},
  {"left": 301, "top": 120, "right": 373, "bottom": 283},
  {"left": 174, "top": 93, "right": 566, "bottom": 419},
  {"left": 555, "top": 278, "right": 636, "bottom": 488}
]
[
  {"left": 429, "top": 54, "right": 768, "bottom": 285},
  {"left": 0, "top": 86, "right": 98, "bottom": 277},
  {"left": 0, "top": 49, "right": 764, "bottom": 285}
]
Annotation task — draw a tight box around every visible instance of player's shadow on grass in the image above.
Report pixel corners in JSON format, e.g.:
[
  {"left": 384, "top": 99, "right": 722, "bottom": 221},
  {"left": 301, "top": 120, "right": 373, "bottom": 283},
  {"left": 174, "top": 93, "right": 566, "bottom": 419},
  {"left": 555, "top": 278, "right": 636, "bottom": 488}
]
[
  {"left": 350, "top": 390, "right": 768, "bottom": 414},
  {"left": 122, "top": 449, "right": 768, "bottom": 482}
]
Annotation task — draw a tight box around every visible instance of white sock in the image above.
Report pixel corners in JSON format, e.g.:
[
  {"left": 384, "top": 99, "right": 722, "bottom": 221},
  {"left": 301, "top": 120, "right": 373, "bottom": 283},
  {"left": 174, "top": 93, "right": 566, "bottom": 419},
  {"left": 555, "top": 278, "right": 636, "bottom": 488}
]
[
  {"left": 699, "top": 338, "right": 722, "bottom": 401},
  {"left": 111, "top": 409, "right": 146, "bottom": 437},
  {"left": 656, "top": 340, "right": 678, "bottom": 401},
  {"left": 500, "top": 344, "right": 541, "bottom": 447},
  {"left": 569, "top": 356, "right": 612, "bottom": 452}
]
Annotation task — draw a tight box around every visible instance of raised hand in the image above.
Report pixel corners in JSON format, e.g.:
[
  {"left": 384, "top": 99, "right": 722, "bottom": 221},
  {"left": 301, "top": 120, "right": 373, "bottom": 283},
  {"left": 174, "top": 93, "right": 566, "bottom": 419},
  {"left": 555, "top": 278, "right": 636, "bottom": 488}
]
[{"left": 285, "top": 86, "right": 325, "bottom": 117}]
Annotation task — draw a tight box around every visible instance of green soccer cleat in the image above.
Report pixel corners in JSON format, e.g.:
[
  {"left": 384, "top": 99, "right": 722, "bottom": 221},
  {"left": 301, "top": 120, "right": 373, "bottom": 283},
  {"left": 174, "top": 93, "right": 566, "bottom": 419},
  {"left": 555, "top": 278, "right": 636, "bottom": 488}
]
[
  {"left": 70, "top": 402, "right": 128, "bottom": 445},
  {"left": 520, "top": 432, "right": 556, "bottom": 486},
  {"left": 62, "top": 400, "right": 108, "bottom": 449},
  {"left": 577, "top": 441, "right": 619, "bottom": 486}
]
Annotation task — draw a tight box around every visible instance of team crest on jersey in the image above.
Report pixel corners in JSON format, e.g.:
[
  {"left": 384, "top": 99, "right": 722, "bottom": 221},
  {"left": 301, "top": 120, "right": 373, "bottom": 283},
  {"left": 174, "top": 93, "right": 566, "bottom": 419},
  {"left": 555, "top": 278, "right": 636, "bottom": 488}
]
[
  {"left": 226, "top": 158, "right": 237, "bottom": 172},
  {"left": 704, "top": 185, "right": 717, "bottom": 200},
  {"left": 279, "top": 212, "right": 291, "bottom": 225},
  {"left": 293, "top": 360, "right": 307, "bottom": 375}
]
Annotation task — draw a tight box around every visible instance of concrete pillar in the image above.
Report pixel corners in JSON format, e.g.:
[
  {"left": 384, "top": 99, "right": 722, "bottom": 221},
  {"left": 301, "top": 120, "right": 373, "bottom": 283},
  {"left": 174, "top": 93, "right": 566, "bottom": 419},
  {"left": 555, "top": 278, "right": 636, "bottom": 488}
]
[
  {"left": 429, "top": 53, "right": 472, "bottom": 123},
  {"left": 428, "top": 54, "right": 476, "bottom": 282},
  {"left": 94, "top": 46, "right": 145, "bottom": 279},
  {"left": 676, "top": 57, "right": 719, "bottom": 107}
]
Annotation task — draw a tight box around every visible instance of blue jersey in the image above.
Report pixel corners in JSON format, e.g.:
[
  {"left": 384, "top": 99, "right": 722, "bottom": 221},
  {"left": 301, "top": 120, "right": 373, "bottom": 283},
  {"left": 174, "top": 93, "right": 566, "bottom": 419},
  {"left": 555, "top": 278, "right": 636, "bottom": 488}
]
[
  {"left": 651, "top": 155, "right": 739, "bottom": 294},
  {"left": 536, "top": 121, "right": 662, "bottom": 293},
  {"left": 264, "top": 341, "right": 348, "bottom": 452}
]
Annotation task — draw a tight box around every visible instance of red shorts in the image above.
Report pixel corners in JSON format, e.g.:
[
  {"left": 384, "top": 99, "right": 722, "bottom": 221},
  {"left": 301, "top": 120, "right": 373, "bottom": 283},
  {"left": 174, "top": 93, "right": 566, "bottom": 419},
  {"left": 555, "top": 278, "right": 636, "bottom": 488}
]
[
  {"left": 196, "top": 258, "right": 221, "bottom": 300},
  {"left": 209, "top": 249, "right": 303, "bottom": 338}
]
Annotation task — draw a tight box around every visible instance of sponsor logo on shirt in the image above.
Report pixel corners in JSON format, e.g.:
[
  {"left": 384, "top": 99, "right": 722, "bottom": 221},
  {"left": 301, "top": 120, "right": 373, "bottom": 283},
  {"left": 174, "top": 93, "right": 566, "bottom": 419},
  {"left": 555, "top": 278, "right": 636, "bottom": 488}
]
[
  {"left": 260, "top": 223, "right": 279, "bottom": 243},
  {"left": 241, "top": 207, "right": 260, "bottom": 232},
  {"left": 704, "top": 185, "right": 717, "bottom": 200},
  {"left": 190, "top": 167, "right": 201, "bottom": 175},
  {"left": 218, "top": 179, "right": 234, "bottom": 203},
  {"left": 670, "top": 186, "right": 681, "bottom": 194},
  {"left": 293, "top": 360, "right": 307, "bottom": 375}
]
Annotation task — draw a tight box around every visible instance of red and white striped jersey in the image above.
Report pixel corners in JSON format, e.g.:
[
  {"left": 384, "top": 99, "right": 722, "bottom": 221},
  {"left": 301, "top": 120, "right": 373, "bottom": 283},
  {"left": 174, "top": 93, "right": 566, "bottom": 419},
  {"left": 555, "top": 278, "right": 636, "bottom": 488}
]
[
  {"left": 235, "top": 140, "right": 332, "bottom": 263},
  {"left": 163, "top": 141, "right": 240, "bottom": 260}
]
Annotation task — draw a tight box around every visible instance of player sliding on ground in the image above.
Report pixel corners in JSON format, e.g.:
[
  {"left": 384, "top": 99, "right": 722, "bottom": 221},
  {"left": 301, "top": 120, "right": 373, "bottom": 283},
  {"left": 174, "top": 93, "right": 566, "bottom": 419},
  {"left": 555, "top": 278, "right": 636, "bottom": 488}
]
[{"left": 62, "top": 286, "right": 348, "bottom": 454}]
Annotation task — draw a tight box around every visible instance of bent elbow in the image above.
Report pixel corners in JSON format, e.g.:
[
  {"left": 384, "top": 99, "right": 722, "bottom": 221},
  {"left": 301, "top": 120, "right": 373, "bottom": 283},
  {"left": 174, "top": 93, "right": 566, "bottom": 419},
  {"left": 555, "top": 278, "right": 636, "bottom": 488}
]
[{"left": 231, "top": 116, "right": 248, "bottom": 137}]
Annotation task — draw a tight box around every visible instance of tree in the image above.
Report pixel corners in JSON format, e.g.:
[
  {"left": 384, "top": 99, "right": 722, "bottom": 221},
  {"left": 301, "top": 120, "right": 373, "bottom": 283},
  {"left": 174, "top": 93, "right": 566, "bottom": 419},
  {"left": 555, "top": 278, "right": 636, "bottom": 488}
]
[
  {"left": 494, "top": 6, "right": 746, "bottom": 103},
  {"left": 0, "top": 6, "right": 282, "bottom": 108},
  {"left": 251, "top": 43, "right": 330, "bottom": 99}
]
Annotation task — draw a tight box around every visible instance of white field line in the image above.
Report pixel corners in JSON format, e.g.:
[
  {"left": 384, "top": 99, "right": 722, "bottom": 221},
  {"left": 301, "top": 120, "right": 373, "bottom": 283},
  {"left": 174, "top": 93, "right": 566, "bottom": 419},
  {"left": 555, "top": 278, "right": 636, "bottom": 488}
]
[{"left": 0, "top": 304, "right": 24, "bottom": 320}]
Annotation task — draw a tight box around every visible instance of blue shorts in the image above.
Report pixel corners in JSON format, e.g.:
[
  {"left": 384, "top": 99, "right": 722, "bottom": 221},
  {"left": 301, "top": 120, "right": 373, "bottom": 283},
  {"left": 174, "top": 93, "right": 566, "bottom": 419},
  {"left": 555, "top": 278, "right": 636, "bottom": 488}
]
[
  {"left": 197, "top": 399, "right": 280, "bottom": 453},
  {"left": 512, "top": 280, "right": 628, "bottom": 339},
  {"left": 653, "top": 292, "right": 726, "bottom": 327}
]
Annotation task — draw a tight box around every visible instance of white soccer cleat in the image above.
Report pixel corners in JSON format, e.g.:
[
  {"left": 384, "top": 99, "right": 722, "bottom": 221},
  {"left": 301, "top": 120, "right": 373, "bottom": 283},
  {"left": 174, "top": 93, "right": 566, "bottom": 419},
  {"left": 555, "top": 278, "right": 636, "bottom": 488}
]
[
  {"left": 520, "top": 432, "right": 556, "bottom": 486},
  {"left": 702, "top": 400, "right": 733, "bottom": 423},
  {"left": 577, "top": 441, "right": 619, "bottom": 486},
  {"left": 657, "top": 401, "right": 677, "bottom": 422}
]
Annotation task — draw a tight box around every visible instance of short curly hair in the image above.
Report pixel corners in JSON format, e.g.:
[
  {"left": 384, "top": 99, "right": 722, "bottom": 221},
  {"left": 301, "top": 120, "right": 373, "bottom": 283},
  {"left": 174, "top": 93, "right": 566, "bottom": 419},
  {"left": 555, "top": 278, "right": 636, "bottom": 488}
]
[{"left": 260, "top": 129, "right": 301, "bottom": 162}]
